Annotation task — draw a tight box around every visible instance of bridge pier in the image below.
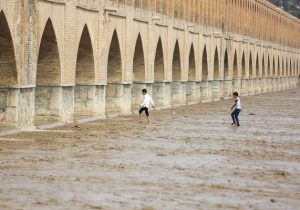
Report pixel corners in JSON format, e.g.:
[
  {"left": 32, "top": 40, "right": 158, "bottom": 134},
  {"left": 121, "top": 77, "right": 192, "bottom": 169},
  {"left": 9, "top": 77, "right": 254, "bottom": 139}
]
[
  {"left": 232, "top": 79, "right": 241, "bottom": 94},
  {"left": 200, "top": 81, "right": 212, "bottom": 102},
  {"left": 74, "top": 85, "right": 105, "bottom": 119},
  {"left": 240, "top": 79, "right": 248, "bottom": 96},
  {"left": 0, "top": 88, "right": 19, "bottom": 126},
  {"left": 152, "top": 82, "right": 171, "bottom": 109},
  {"left": 105, "top": 83, "right": 131, "bottom": 117},
  {"left": 171, "top": 81, "right": 186, "bottom": 107},
  {"left": 186, "top": 81, "right": 198, "bottom": 105},
  {"left": 211, "top": 80, "right": 223, "bottom": 100},
  {"left": 35, "top": 86, "right": 63, "bottom": 124},
  {"left": 249, "top": 79, "right": 256, "bottom": 95},
  {"left": 222, "top": 80, "right": 232, "bottom": 98}
]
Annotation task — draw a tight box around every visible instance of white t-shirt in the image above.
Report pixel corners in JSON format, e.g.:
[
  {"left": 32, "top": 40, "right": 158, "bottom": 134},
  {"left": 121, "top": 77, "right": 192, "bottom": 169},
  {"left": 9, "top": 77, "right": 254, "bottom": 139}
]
[
  {"left": 235, "top": 97, "right": 241, "bottom": 109},
  {"left": 141, "top": 94, "right": 154, "bottom": 108}
]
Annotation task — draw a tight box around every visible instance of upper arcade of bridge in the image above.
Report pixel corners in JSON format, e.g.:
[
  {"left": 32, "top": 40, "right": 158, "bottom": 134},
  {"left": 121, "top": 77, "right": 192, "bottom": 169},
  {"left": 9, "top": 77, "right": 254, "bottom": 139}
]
[{"left": 108, "top": 0, "right": 300, "bottom": 49}]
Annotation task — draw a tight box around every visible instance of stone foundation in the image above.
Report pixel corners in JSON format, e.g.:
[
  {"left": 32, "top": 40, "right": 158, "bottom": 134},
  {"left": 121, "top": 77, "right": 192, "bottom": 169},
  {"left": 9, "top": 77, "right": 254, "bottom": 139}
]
[
  {"left": 152, "top": 82, "right": 171, "bottom": 109},
  {"left": 0, "top": 78, "right": 298, "bottom": 128}
]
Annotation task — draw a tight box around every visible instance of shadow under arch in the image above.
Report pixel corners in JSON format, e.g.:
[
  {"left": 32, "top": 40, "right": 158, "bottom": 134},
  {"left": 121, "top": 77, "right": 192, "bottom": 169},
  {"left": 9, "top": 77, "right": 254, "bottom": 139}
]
[
  {"left": 0, "top": 11, "right": 18, "bottom": 124},
  {"left": 131, "top": 33, "right": 146, "bottom": 112},
  {"left": 106, "top": 29, "right": 123, "bottom": 115},
  {"left": 74, "top": 24, "right": 96, "bottom": 118}
]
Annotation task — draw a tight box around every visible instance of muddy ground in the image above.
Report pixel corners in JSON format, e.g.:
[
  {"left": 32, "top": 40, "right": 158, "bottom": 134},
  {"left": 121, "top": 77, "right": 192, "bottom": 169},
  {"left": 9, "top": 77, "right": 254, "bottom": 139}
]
[{"left": 0, "top": 87, "right": 300, "bottom": 210}]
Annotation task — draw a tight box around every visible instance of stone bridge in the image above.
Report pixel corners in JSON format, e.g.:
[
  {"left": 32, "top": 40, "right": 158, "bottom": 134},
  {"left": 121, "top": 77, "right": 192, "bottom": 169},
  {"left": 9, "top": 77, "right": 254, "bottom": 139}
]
[{"left": 0, "top": 0, "right": 299, "bottom": 128}]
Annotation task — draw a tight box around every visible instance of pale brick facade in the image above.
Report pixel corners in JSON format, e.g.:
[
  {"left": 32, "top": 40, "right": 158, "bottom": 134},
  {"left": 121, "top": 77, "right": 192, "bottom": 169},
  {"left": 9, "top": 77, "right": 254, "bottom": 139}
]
[{"left": 0, "top": 0, "right": 299, "bottom": 128}]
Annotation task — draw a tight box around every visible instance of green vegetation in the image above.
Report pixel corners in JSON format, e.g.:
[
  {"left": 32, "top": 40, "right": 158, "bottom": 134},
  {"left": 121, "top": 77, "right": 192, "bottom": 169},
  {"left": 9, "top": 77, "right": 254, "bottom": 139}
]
[{"left": 268, "top": 0, "right": 300, "bottom": 19}]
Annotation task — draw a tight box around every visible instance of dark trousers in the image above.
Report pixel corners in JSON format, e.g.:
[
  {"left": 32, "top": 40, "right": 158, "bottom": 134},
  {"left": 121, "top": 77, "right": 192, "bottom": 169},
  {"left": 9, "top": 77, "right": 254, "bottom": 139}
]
[{"left": 231, "top": 109, "right": 241, "bottom": 125}]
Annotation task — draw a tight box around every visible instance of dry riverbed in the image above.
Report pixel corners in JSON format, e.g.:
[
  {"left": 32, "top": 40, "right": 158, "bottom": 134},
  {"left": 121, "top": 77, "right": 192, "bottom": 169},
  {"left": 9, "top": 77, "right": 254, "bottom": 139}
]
[{"left": 0, "top": 87, "right": 300, "bottom": 210}]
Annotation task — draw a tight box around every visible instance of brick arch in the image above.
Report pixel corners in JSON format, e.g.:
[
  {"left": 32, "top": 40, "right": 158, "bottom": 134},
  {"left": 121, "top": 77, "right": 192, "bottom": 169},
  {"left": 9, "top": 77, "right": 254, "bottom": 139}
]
[
  {"left": 201, "top": 45, "right": 209, "bottom": 81},
  {"left": 36, "top": 18, "right": 61, "bottom": 86},
  {"left": 0, "top": 10, "right": 17, "bottom": 87},
  {"left": 107, "top": 29, "right": 122, "bottom": 83},
  {"left": 133, "top": 33, "right": 146, "bottom": 82},
  {"left": 188, "top": 43, "right": 196, "bottom": 81},
  {"left": 154, "top": 37, "right": 165, "bottom": 81},
  {"left": 75, "top": 24, "right": 95, "bottom": 85},
  {"left": 172, "top": 40, "right": 182, "bottom": 81},
  {"left": 213, "top": 47, "right": 220, "bottom": 80}
]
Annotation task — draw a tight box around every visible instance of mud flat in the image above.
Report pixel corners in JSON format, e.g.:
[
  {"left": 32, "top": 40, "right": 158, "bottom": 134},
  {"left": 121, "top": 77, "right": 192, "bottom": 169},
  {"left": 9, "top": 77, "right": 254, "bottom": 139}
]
[{"left": 0, "top": 87, "right": 300, "bottom": 210}]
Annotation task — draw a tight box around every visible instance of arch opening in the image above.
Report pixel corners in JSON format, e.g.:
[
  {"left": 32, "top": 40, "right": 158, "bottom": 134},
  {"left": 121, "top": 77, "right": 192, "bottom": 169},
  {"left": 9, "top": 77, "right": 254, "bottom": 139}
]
[
  {"left": 213, "top": 47, "right": 219, "bottom": 80},
  {"left": 172, "top": 40, "right": 181, "bottom": 81},
  {"left": 107, "top": 30, "right": 122, "bottom": 83},
  {"left": 262, "top": 56, "right": 265, "bottom": 79},
  {"left": 75, "top": 25, "right": 95, "bottom": 85},
  {"left": 188, "top": 44, "right": 196, "bottom": 81},
  {"left": 224, "top": 50, "right": 229, "bottom": 79},
  {"left": 233, "top": 51, "right": 238, "bottom": 79},
  {"left": 106, "top": 30, "right": 123, "bottom": 115},
  {"left": 249, "top": 53, "right": 253, "bottom": 78},
  {"left": 133, "top": 34, "right": 145, "bottom": 82},
  {"left": 35, "top": 18, "right": 61, "bottom": 124},
  {"left": 256, "top": 54, "right": 259, "bottom": 78},
  {"left": 202, "top": 46, "right": 208, "bottom": 81},
  {"left": 154, "top": 37, "right": 164, "bottom": 81},
  {"left": 0, "top": 11, "right": 18, "bottom": 124},
  {"left": 267, "top": 56, "right": 270, "bottom": 78},
  {"left": 74, "top": 25, "right": 96, "bottom": 117},
  {"left": 0, "top": 11, "right": 17, "bottom": 87},
  {"left": 241, "top": 52, "right": 246, "bottom": 78},
  {"left": 131, "top": 33, "right": 146, "bottom": 111}
]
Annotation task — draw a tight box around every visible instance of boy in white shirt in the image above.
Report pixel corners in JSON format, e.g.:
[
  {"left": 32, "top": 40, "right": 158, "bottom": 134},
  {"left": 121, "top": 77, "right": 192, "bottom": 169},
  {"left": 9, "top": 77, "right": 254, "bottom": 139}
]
[
  {"left": 231, "top": 92, "right": 241, "bottom": 126},
  {"left": 139, "top": 89, "right": 154, "bottom": 123}
]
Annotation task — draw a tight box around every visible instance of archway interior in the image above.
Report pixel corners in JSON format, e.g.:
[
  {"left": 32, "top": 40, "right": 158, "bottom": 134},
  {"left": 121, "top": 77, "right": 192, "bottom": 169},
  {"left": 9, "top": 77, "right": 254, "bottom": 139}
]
[
  {"left": 202, "top": 46, "right": 208, "bottom": 81},
  {"left": 224, "top": 50, "right": 229, "bottom": 79},
  {"left": 37, "top": 19, "right": 61, "bottom": 86},
  {"left": 213, "top": 48, "right": 219, "bottom": 80},
  {"left": 75, "top": 25, "right": 95, "bottom": 85},
  {"left": 172, "top": 40, "right": 181, "bottom": 81},
  {"left": 35, "top": 18, "right": 61, "bottom": 123},
  {"left": 241, "top": 52, "right": 246, "bottom": 78},
  {"left": 107, "top": 30, "right": 122, "bottom": 83},
  {"left": 233, "top": 51, "right": 238, "bottom": 79},
  {"left": 106, "top": 30, "right": 122, "bottom": 114},
  {"left": 0, "top": 11, "right": 17, "bottom": 87},
  {"left": 133, "top": 34, "right": 145, "bottom": 82},
  {"left": 188, "top": 44, "right": 196, "bottom": 81},
  {"left": 256, "top": 54, "right": 259, "bottom": 78},
  {"left": 154, "top": 38, "right": 164, "bottom": 81},
  {"left": 132, "top": 33, "right": 146, "bottom": 111},
  {"left": 74, "top": 25, "right": 96, "bottom": 117},
  {"left": 0, "top": 11, "right": 18, "bottom": 123},
  {"left": 249, "top": 53, "right": 253, "bottom": 78}
]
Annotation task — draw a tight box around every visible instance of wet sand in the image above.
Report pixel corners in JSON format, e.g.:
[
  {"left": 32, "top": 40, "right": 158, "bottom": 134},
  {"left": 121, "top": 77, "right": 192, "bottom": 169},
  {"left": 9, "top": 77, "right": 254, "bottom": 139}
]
[{"left": 0, "top": 87, "right": 300, "bottom": 210}]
